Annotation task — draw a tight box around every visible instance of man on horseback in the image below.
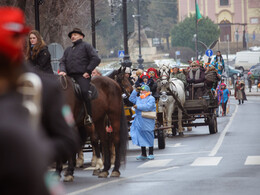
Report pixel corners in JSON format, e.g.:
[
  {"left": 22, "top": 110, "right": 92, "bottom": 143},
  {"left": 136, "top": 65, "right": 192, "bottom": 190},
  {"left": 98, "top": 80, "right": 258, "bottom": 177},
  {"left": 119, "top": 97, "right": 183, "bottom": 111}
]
[{"left": 59, "top": 28, "right": 101, "bottom": 124}]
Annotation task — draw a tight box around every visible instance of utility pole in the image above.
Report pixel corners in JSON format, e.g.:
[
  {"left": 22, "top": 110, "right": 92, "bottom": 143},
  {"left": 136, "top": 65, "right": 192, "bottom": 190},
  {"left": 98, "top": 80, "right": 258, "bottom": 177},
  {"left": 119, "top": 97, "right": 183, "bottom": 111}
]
[
  {"left": 34, "top": 0, "right": 40, "bottom": 31},
  {"left": 90, "top": 0, "right": 96, "bottom": 49},
  {"left": 195, "top": 0, "right": 198, "bottom": 60},
  {"left": 121, "top": 0, "right": 132, "bottom": 68},
  {"left": 136, "top": 0, "right": 144, "bottom": 70}
]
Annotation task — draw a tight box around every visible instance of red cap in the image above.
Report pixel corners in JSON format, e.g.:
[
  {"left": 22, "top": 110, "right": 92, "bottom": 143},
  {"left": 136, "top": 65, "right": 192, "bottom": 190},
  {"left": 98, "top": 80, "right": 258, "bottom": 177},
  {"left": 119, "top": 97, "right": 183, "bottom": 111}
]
[{"left": 0, "top": 7, "right": 30, "bottom": 61}]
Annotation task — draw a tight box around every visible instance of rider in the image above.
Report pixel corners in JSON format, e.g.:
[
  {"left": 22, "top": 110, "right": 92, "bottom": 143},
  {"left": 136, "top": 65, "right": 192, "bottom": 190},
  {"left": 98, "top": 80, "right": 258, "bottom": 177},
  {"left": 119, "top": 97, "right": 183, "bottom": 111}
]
[
  {"left": 169, "top": 64, "right": 187, "bottom": 87},
  {"left": 59, "top": 28, "right": 101, "bottom": 124},
  {"left": 212, "top": 51, "right": 225, "bottom": 75}
]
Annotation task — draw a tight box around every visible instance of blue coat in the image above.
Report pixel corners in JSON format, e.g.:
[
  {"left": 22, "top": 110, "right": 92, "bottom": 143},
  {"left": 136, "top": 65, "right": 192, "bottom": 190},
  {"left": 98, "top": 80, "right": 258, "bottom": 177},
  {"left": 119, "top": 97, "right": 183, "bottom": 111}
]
[
  {"left": 219, "top": 88, "right": 229, "bottom": 103},
  {"left": 129, "top": 90, "right": 156, "bottom": 147}
]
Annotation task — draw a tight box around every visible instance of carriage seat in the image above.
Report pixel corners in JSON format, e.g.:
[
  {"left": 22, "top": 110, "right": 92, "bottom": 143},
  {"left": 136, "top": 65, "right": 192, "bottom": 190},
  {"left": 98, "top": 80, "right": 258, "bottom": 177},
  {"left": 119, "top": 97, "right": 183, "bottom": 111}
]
[{"left": 71, "top": 78, "right": 98, "bottom": 100}]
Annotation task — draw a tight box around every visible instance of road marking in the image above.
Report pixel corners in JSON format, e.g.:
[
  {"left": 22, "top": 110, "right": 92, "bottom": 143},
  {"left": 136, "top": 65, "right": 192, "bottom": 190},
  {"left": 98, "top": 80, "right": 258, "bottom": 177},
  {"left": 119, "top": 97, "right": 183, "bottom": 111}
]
[
  {"left": 138, "top": 159, "right": 172, "bottom": 168},
  {"left": 191, "top": 157, "right": 222, "bottom": 166},
  {"left": 245, "top": 156, "right": 260, "bottom": 165},
  {"left": 209, "top": 104, "right": 238, "bottom": 157},
  {"left": 67, "top": 166, "right": 179, "bottom": 195},
  {"left": 128, "top": 151, "right": 209, "bottom": 158}
]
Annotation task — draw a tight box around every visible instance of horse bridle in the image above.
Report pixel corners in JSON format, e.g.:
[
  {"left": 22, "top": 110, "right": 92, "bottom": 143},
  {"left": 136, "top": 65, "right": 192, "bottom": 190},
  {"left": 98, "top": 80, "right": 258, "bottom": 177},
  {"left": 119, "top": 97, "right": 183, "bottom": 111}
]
[{"left": 115, "top": 74, "right": 131, "bottom": 97}]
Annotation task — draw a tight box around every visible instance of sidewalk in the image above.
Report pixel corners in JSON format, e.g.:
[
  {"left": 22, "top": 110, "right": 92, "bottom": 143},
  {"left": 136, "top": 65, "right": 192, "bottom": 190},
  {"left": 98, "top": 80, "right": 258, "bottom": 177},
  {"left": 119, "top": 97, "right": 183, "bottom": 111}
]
[{"left": 229, "top": 85, "right": 260, "bottom": 96}]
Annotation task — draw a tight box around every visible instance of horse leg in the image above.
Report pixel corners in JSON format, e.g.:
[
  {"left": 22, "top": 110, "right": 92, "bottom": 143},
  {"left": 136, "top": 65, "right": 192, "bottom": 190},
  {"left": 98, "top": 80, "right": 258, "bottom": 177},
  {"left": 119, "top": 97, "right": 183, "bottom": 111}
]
[
  {"left": 166, "top": 102, "right": 174, "bottom": 136},
  {"left": 63, "top": 153, "right": 76, "bottom": 182},
  {"left": 91, "top": 122, "right": 103, "bottom": 176},
  {"left": 91, "top": 148, "right": 97, "bottom": 167},
  {"left": 98, "top": 136, "right": 111, "bottom": 178},
  {"left": 55, "top": 160, "right": 63, "bottom": 179},
  {"left": 110, "top": 143, "right": 115, "bottom": 166},
  {"left": 178, "top": 107, "right": 184, "bottom": 136},
  {"left": 76, "top": 149, "right": 84, "bottom": 168}
]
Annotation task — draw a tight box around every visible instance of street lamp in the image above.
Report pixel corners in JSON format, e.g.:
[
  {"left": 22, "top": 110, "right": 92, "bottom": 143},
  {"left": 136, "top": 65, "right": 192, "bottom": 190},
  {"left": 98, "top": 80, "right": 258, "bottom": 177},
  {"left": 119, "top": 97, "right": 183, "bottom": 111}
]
[
  {"left": 121, "top": 0, "right": 132, "bottom": 68},
  {"left": 135, "top": 0, "right": 144, "bottom": 70},
  {"left": 34, "top": 0, "right": 44, "bottom": 31}
]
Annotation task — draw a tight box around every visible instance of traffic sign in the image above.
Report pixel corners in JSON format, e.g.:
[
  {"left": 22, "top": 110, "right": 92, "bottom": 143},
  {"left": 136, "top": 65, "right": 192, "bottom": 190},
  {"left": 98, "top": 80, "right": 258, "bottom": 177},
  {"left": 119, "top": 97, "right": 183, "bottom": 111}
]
[
  {"left": 205, "top": 49, "right": 213, "bottom": 57},
  {"left": 118, "top": 50, "right": 125, "bottom": 58}
]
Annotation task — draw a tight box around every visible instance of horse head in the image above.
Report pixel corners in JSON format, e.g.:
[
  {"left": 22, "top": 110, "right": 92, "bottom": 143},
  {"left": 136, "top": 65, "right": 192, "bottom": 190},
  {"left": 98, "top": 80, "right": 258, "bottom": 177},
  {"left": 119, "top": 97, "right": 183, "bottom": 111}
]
[
  {"left": 159, "top": 64, "right": 170, "bottom": 87},
  {"left": 115, "top": 67, "right": 133, "bottom": 97}
]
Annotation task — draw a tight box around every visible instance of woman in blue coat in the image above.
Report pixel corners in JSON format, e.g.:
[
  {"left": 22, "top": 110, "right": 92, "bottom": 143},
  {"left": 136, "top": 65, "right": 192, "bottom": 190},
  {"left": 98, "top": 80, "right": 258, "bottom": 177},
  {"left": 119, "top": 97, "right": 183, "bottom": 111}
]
[{"left": 129, "top": 85, "right": 156, "bottom": 160}]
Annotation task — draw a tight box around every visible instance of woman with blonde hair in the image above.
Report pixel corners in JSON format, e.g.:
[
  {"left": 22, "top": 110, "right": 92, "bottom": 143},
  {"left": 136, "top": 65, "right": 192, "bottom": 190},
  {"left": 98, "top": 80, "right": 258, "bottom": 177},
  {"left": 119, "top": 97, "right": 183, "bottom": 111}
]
[{"left": 25, "top": 30, "right": 53, "bottom": 73}]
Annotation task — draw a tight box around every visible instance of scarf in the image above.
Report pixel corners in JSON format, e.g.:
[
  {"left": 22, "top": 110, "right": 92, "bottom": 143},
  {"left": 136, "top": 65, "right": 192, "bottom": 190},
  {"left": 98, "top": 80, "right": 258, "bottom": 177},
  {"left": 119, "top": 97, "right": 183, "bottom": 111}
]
[
  {"left": 140, "top": 92, "right": 151, "bottom": 99},
  {"left": 189, "top": 68, "right": 200, "bottom": 80}
]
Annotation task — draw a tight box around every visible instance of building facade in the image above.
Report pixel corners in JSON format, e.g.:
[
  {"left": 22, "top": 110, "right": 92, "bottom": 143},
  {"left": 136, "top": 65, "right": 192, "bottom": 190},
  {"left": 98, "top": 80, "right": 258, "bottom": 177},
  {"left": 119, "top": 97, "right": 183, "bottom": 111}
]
[{"left": 178, "top": 0, "right": 260, "bottom": 43}]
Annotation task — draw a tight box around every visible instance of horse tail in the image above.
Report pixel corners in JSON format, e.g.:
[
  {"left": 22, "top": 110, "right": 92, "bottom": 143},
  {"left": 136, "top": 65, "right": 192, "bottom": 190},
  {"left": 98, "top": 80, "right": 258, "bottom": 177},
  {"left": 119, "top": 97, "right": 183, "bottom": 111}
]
[{"left": 119, "top": 100, "right": 128, "bottom": 164}]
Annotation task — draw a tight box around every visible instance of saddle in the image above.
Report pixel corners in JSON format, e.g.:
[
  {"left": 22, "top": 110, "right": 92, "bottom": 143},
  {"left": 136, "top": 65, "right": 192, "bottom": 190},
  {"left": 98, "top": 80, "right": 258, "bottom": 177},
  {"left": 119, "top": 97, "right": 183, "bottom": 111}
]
[{"left": 71, "top": 78, "right": 98, "bottom": 101}]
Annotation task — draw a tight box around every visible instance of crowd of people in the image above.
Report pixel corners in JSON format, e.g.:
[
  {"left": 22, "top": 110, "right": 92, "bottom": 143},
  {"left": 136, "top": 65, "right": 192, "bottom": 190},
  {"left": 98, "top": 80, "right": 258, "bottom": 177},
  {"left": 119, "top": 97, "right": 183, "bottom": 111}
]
[{"left": 0, "top": 5, "right": 251, "bottom": 193}]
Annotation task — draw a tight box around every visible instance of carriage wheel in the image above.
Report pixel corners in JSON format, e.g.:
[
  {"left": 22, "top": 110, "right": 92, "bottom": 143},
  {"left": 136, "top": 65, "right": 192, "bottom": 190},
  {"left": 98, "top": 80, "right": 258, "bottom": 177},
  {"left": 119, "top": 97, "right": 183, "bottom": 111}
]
[
  {"left": 208, "top": 114, "right": 218, "bottom": 134},
  {"left": 158, "top": 129, "right": 165, "bottom": 149}
]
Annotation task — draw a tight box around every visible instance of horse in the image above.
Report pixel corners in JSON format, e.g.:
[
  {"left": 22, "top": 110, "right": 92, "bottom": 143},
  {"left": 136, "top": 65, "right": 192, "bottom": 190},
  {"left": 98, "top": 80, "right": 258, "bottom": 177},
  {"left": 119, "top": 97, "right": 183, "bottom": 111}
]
[
  {"left": 56, "top": 74, "right": 129, "bottom": 181},
  {"left": 158, "top": 64, "right": 186, "bottom": 136}
]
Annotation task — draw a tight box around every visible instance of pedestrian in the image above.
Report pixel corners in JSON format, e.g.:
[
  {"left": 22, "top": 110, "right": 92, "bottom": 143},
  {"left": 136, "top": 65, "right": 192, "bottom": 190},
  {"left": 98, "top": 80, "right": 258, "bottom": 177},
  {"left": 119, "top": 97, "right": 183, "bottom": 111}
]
[
  {"left": 235, "top": 74, "right": 247, "bottom": 104},
  {"left": 219, "top": 83, "right": 229, "bottom": 116},
  {"left": 212, "top": 51, "right": 225, "bottom": 75},
  {"left": 124, "top": 67, "right": 135, "bottom": 86},
  {"left": 135, "top": 72, "right": 157, "bottom": 98},
  {"left": 147, "top": 67, "right": 159, "bottom": 82},
  {"left": 25, "top": 30, "right": 53, "bottom": 74},
  {"left": 59, "top": 28, "right": 101, "bottom": 124},
  {"left": 129, "top": 85, "right": 156, "bottom": 160},
  {"left": 0, "top": 6, "right": 52, "bottom": 195}
]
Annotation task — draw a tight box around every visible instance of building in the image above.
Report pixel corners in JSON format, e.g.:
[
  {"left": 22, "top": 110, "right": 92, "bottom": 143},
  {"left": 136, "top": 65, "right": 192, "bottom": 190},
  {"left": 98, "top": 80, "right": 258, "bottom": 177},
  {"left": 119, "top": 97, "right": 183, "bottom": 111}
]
[{"left": 178, "top": 0, "right": 260, "bottom": 44}]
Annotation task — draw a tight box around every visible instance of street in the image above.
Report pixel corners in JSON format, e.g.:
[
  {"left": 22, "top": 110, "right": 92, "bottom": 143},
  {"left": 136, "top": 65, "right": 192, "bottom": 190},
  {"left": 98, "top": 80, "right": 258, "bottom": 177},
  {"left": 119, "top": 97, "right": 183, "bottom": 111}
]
[{"left": 64, "top": 96, "right": 260, "bottom": 195}]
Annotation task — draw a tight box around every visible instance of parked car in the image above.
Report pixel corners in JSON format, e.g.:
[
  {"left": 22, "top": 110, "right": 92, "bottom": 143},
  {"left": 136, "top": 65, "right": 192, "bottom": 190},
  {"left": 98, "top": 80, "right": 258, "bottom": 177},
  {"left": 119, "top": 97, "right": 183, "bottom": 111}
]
[
  {"left": 249, "top": 63, "right": 260, "bottom": 71},
  {"left": 225, "top": 65, "right": 243, "bottom": 79}
]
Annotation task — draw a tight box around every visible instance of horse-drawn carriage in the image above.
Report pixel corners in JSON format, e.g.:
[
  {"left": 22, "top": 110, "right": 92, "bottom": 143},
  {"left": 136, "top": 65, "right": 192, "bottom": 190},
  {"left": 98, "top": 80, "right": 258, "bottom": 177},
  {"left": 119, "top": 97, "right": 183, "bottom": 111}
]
[{"left": 157, "top": 63, "right": 218, "bottom": 137}]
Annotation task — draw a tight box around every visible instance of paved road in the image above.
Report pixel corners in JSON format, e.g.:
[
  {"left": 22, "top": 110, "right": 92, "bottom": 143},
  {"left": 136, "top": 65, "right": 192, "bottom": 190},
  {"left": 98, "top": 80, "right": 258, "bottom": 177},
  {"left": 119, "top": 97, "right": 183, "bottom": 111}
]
[{"left": 62, "top": 96, "right": 260, "bottom": 195}]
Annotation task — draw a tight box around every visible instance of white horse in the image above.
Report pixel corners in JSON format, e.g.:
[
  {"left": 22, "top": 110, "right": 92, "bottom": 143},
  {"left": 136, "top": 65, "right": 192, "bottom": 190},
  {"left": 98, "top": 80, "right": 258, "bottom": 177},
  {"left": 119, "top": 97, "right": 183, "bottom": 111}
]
[{"left": 158, "top": 64, "right": 186, "bottom": 136}]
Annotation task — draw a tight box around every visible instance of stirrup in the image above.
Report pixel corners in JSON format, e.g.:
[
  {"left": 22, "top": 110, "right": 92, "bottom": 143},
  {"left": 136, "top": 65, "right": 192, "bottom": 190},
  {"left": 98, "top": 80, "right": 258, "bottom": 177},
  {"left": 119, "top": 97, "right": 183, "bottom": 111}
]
[{"left": 84, "top": 115, "right": 93, "bottom": 126}]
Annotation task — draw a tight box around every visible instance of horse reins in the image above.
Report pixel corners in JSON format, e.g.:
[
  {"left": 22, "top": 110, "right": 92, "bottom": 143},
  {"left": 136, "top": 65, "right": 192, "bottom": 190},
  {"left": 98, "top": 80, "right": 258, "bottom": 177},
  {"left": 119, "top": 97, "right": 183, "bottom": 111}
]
[{"left": 59, "top": 75, "right": 68, "bottom": 89}]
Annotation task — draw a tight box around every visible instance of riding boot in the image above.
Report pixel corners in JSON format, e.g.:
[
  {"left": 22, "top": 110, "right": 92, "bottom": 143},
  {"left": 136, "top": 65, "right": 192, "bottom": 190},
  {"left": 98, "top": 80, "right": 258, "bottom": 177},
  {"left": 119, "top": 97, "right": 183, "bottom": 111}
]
[{"left": 84, "top": 99, "right": 93, "bottom": 126}]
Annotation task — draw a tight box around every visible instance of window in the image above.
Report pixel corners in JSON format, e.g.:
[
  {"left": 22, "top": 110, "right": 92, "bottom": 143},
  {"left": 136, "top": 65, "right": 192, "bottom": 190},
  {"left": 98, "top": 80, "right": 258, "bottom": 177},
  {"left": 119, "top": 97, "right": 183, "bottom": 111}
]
[
  {"left": 250, "top": 18, "right": 259, "bottom": 24},
  {"left": 220, "top": 0, "right": 229, "bottom": 6}
]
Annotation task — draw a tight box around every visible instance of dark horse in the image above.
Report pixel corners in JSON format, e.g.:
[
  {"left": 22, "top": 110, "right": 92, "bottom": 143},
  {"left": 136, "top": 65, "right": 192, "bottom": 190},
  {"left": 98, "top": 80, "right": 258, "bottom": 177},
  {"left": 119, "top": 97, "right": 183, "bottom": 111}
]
[{"left": 56, "top": 73, "right": 131, "bottom": 181}]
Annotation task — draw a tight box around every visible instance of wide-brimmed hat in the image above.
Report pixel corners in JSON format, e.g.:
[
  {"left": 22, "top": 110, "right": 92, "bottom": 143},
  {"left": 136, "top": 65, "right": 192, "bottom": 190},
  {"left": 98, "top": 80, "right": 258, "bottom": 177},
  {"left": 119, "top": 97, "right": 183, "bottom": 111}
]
[
  {"left": 68, "top": 28, "right": 85, "bottom": 38},
  {"left": 140, "top": 72, "right": 150, "bottom": 79}
]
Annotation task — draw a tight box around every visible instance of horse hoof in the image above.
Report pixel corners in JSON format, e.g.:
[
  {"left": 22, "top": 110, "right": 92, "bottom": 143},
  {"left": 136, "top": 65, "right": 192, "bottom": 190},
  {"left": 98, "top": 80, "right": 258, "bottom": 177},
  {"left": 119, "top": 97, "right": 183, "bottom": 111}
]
[
  {"left": 110, "top": 171, "right": 120, "bottom": 177},
  {"left": 98, "top": 171, "right": 109, "bottom": 178},
  {"left": 63, "top": 175, "right": 74, "bottom": 182},
  {"left": 92, "top": 169, "right": 101, "bottom": 176}
]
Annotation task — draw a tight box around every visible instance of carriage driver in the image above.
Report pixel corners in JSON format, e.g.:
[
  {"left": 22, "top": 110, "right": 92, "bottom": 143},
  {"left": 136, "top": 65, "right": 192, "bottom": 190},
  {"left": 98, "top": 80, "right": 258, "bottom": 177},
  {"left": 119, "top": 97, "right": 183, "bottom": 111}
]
[
  {"left": 59, "top": 28, "right": 101, "bottom": 124},
  {"left": 169, "top": 63, "right": 187, "bottom": 87}
]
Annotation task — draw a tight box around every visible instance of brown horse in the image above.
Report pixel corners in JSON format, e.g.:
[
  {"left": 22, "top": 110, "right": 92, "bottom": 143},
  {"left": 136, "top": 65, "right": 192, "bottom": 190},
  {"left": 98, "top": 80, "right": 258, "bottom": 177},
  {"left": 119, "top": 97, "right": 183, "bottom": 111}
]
[{"left": 56, "top": 73, "right": 130, "bottom": 180}]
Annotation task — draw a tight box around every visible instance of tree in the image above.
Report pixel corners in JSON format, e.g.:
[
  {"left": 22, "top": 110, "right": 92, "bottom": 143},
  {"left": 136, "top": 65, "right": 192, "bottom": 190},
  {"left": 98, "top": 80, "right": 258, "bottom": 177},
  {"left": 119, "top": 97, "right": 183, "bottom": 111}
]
[
  {"left": 148, "top": 0, "right": 178, "bottom": 50},
  {"left": 171, "top": 14, "right": 220, "bottom": 53}
]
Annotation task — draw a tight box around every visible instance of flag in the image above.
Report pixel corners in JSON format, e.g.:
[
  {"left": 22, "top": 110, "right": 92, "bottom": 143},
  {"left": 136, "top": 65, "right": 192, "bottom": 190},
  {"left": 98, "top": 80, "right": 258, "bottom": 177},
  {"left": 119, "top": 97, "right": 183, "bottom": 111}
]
[{"left": 195, "top": 0, "right": 202, "bottom": 23}]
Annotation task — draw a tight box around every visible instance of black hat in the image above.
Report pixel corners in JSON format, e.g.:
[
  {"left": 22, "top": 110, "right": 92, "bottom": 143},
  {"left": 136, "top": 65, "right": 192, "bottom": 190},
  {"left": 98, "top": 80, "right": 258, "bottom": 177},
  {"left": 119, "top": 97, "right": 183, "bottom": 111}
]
[{"left": 68, "top": 28, "right": 85, "bottom": 38}]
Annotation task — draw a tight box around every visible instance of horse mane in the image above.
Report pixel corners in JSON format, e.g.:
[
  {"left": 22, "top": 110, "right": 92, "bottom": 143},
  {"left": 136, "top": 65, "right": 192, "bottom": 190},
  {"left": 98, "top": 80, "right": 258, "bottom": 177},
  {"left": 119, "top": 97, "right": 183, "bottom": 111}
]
[{"left": 106, "top": 70, "right": 118, "bottom": 79}]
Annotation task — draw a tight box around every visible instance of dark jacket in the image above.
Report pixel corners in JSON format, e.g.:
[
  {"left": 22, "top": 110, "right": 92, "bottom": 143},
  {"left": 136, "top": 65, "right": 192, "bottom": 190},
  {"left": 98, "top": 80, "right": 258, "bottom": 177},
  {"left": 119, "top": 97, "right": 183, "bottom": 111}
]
[
  {"left": 59, "top": 39, "right": 101, "bottom": 75},
  {"left": 29, "top": 46, "right": 53, "bottom": 74},
  {"left": 0, "top": 91, "right": 51, "bottom": 195}
]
